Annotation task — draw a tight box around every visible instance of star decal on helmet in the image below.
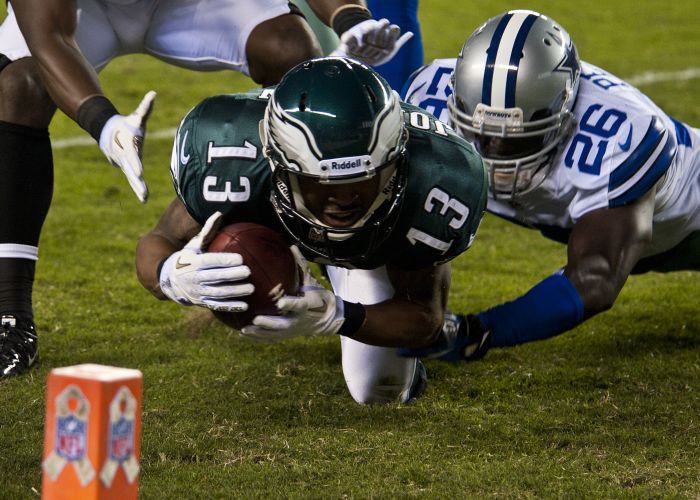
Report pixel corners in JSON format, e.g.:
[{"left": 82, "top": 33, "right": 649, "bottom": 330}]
[{"left": 554, "top": 40, "right": 579, "bottom": 81}]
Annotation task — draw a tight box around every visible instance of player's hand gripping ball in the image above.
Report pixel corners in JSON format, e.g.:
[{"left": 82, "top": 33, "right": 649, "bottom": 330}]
[{"left": 207, "top": 223, "right": 300, "bottom": 329}]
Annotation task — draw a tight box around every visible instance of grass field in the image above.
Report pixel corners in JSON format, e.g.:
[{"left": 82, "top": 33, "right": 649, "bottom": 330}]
[{"left": 1, "top": 1, "right": 699, "bottom": 497}]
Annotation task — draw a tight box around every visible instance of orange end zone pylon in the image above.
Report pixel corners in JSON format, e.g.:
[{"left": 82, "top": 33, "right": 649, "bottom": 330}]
[{"left": 42, "top": 364, "right": 143, "bottom": 500}]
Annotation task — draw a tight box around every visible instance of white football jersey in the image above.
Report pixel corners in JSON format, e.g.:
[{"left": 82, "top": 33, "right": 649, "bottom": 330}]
[
  {"left": 402, "top": 58, "right": 455, "bottom": 123},
  {"left": 403, "top": 59, "right": 700, "bottom": 258}
]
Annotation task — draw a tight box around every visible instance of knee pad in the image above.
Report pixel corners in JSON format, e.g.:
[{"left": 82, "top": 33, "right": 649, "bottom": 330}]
[
  {"left": 345, "top": 371, "right": 408, "bottom": 404},
  {"left": 341, "top": 336, "right": 421, "bottom": 404}
]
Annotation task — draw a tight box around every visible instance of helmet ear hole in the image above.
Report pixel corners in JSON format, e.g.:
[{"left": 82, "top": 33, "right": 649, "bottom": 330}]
[
  {"left": 531, "top": 109, "right": 551, "bottom": 121},
  {"left": 456, "top": 96, "right": 467, "bottom": 113},
  {"left": 299, "top": 92, "right": 308, "bottom": 112}
]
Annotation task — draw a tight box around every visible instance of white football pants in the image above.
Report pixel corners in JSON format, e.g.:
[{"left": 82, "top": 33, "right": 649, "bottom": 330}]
[
  {"left": 0, "top": 0, "right": 294, "bottom": 74},
  {"left": 326, "top": 265, "right": 421, "bottom": 405}
]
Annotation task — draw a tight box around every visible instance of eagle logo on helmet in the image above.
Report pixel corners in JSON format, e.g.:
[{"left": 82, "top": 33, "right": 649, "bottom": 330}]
[{"left": 265, "top": 96, "right": 323, "bottom": 174}]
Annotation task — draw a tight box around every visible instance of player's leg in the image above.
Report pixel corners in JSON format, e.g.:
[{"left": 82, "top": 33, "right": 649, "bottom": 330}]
[
  {"left": 327, "top": 266, "right": 426, "bottom": 404},
  {"left": 666, "top": 232, "right": 700, "bottom": 271},
  {"left": 145, "top": 0, "right": 321, "bottom": 86},
  {"left": 290, "top": 0, "right": 338, "bottom": 55},
  {"left": 0, "top": 0, "right": 120, "bottom": 377},
  {"left": 366, "top": 0, "right": 423, "bottom": 90},
  {"left": 339, "top": 335, "right": 427, "bottom": 404},
  {"left": 245, "top": 6, "right": 322, "bottom": 86},
  {"left": 0, "top": 6, "right": 57, "bottom": 377},
  {"left": 73, "top": 0, "right": 128, "bottom": 71},
  {"left": 633, "top": 231, "right": 700, "bottom": 273},
  {"left": 633, "top": 142, "right": 700, "bottom": 273}
]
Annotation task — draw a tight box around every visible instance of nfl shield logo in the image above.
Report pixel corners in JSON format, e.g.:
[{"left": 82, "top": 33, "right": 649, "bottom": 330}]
[
  {"left": 108, "top": 417, "right": 134, "bottom": 462},
  {"left": 56, "top": 414, "right": 87, "bottom": 461}
]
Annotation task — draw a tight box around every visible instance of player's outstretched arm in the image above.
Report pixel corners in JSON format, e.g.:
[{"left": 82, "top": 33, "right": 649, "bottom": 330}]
[
  {"left": 562, "top": 188, "right": 655, "bottom": 316},
  {"left": 477, "top": 189, "right": 655, "bottom": 346},
  {"left": 307, "top": 1, "right": 413, "bottom": 66},
  {"left": 398, "top": 313, "right": 492, "bottom": 362},
  {"left": 401, "top": 188, "right": 657, "bottom": 361},
  {"left": 97, "top": 91, "right": 156, "bottom": 203},
  {"left": 13, "top": 0, "right": 155, "bottom": 202}
]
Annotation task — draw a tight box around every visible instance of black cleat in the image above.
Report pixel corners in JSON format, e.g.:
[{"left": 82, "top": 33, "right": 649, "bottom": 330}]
[{"left": 0, "top": 315, "right": 38, "bottom": 378}]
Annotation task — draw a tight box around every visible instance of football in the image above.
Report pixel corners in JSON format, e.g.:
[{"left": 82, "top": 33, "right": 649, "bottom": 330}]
[{"left": 207, "top": 223, "right": 300, "bottom": 329}]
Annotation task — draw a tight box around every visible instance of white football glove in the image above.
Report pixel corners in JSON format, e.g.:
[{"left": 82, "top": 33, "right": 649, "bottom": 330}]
[
  {"left": 159, "top": 212, "right": 253, "bottom": 312},
  {"left": 98, "top": 90, "right": 156, "bottom": 203},
  {"left": 330, "top": 18, "right": 413, "bottom": 66},
  {"left": 240, "top": 246, "right": 345, "bottom": 343}
]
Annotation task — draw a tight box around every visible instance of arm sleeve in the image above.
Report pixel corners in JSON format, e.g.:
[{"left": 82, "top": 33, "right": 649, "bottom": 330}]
[{"left": 477, "top": 273, "right": 584, "bottom": 347}]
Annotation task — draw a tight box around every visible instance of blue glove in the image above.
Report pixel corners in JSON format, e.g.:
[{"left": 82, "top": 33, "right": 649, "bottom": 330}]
[{"left": 398, "top": 313, "right": 491, "bottom": 362}]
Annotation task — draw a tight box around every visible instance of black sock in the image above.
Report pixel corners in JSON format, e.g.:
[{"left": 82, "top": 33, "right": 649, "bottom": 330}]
[
  {"left": 0, "top": 259, "right": 35, "bottom": 322},
  {"left": 0, "top": 121, "right": 53, "bottom": 323}
]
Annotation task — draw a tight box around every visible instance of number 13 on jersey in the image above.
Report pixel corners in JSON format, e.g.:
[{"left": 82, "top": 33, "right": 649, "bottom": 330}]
[{"left": 407, "top": 187, "right": 470, "bottom": 253}]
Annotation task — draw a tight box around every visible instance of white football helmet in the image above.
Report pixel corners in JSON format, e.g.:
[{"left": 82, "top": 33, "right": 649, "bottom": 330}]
[{"left": 448, "top": 10, "right": 580, "bottom": 200}]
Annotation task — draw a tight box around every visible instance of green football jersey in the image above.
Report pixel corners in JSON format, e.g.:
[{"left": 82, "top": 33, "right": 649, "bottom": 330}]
[{"left": 171, "top": 88, "right": 487, "bottom": 269}]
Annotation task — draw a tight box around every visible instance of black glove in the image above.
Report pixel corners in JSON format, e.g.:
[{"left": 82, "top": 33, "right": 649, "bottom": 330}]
[{"left": 398, "top": 313, "right": 491, "bottom": 362}]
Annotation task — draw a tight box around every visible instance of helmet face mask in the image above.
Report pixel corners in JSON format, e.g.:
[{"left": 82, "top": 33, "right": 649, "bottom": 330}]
[
  {"left": 270, "top": 159, "right": 408, "bottom": 264},
  {"left": 448, "top": 10, "right": 580, "bottom": 201},
  {"left": 262, "top": 57, "right": 408, "bottom": 265},
  {"left": 475, "top": 135, "right": 547, "bottom": 160}
]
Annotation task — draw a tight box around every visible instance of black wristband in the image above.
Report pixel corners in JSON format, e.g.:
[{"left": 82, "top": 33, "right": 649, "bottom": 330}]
[
  {"left": 337, "top": 301, "right": 366, "bottom": 338},
  {"left": 332, "top": 6, "right": 372, "bottom": 37},
  {"left": 156, "top": 257, "right": 169, "bottom": 283},
  {"left": 76, "top": 95, "right": 119, "bottom": 142}
]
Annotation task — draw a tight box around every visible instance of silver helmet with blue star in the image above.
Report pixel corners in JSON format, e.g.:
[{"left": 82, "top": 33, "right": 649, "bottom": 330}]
[{"left": 448, "top": 10, "right": 580, "bottom": 200}]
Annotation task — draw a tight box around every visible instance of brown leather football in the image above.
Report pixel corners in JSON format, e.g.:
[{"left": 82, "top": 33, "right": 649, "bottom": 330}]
[{"left": 207, "top": 223, "right": 299, "bottom": 330}]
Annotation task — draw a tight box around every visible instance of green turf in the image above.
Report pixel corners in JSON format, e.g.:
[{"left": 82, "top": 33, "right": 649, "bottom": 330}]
[{"left": 1, "top": 1, "right": 699, "bottom": 497}]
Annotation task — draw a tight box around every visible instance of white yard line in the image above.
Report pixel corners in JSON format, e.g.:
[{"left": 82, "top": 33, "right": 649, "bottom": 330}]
[
  {"left": 52, "top": 67, "right": 700, "bottom": 150},
  {"left": 627, "top": 67, "right": 700, "bottom": 86}
]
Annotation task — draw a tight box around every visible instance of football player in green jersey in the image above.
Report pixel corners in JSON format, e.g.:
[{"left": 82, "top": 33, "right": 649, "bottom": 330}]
[{"left": 136, "top": 57, "right": 487, "bottom": 404}]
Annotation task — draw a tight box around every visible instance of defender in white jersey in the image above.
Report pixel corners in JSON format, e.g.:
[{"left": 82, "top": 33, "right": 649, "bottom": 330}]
[
  {"left": 402, "top": 10, "right": 700, "bottom": 362},
  {"left": 0, "top": 0, "right": 413, "bottom": 379}
]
